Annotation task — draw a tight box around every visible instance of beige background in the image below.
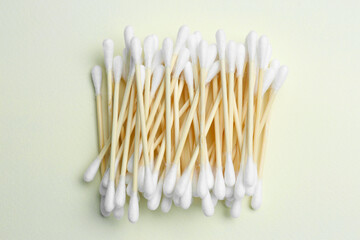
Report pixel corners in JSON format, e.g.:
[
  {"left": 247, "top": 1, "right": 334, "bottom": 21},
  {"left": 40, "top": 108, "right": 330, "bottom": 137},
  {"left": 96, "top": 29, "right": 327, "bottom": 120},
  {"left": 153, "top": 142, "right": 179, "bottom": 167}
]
[{"left": 1, "top": 0, "right": 360, "bottom": 239}]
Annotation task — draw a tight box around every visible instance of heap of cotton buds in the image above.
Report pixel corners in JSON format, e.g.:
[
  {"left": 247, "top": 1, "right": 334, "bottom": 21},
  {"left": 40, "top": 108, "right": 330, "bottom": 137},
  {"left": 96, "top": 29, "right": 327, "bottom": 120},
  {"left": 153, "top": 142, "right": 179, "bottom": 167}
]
[{"left": 84, "top": 25, "right": 288, "bottom": 222}]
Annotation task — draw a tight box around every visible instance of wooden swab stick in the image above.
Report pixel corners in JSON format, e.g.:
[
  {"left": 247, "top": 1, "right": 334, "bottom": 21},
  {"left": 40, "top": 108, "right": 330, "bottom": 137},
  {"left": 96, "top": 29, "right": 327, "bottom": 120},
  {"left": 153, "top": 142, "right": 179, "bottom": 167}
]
[
  {"left": 131, "top": 38, "right": 155, "bottom": 195},
  {"left": 162, "top": 38, "right": 173, "bottom": 173},
  {"left": 253, "top": 36, "right": 270, "bottom": 170},
  {"left": 244, "top": 31, "right": 258, "bottom": 187},
  {"left": 216, "top": 30, "right": 233, "bottom": 187},
  {"left": 104, "top": 56, "right": 123, "bottom": 213},
  {"left": 258, "top": 66, "right": 288, "bottom": 136},
  {"left": 143, "top": 35, "right": 156, "bottom": 117},
  {"left": 115, "top": 82, "right": 136, "bottom": 208},
  {"left": 90, "top": 66, "right": 106, "bottom": 176},
  {"left": 103, "top": 39, "right": 114, "bottom": 133}
]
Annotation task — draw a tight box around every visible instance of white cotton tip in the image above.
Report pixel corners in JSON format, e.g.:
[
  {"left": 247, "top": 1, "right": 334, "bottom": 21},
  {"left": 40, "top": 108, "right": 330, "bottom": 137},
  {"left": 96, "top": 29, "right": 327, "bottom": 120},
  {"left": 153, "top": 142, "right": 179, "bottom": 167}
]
[
  {"left": 104, "top": 180, "right": 115, "bottom": 212},
  {"left": 225, "top": 186, "right": 234, "bottom": 199},
  {"left": 101, "top": 169, "right": 110, "bottom": 187},
  {"left": 115, "top": 175, "right": 126, "bottom": 207},
  {"left": 138, "top": 165, "right": 145, "bottom": 192},
  {"left": 99, "top": 181, "right": 106, "bottom": 196},
  {"left": 230, "top": 199, "right": 242, "bottom": 218},
  {"left": 173, "top": 194, "right": 181, "bottom": 207},
  {"left": 215, "top": 29, "right": 226, "bottom": 60},
  {"left": 124, "top": 25, "right": 134, "bottom": 49},
  {"left": 251, "top": 179, "right": 263, "bottom": 210},
  {"left": 151, "top": 49, "right": 163, "bottom": 72},
  {"left": 141, "top": 65, "right": 146, "bottom": 89},
  {"left": 147, "top": 176, "right": 163, "bottom": 210},
  {"left": 184, "top": 62, "right": 194, "bottom": 90},
  {"left": 128, "top": 192, "right": 139, "bottom": 223},
  {"left": 198, "top": 40, "right": 208, "bottom": 68},
  {"left": 174, "top": 25, "right": 190, "bottom": 54},
  {"left": 163, "top": 163, "right": 178, "bottom": 196},
  {"left": 113, "top": 56, "right": 123, "bottom": 83},
  {"left": 235, "top": 44, "right": 246, "bottom": 77},
  {"left": 173, "top": 48, "right": 190, "bottom": 78},
  {"left": 151, "top": 34, "right": 159, "bottom": 50},
  {"left": 226, "top": 41, "right": 237, "bottom": 73},
  {"left": 271, "top": 66, "right": 288, "bottom": 91},
  {"left": 246, "top": 31, "right": 258, "bottom": 61},
  {"left": 130, "top": 37, "right": 142, "bottom": 65},
  {"left": 113, "top": 206, "right": 124, "bottom": 220},
  {"left": 180, "top": 181, "right": 192, "bottom": 209},
  {"left": 152, "top": 170, "right": 159, "bottom": 187},
  {"left": 161, "top": 197, "right": 172, "bottom": 213},
  {"left": 201, "top": 192, "right": 214, "bottom": 217},
  {"left": 194, "top": 31, "right": 202, "bottom": 44},
  {"left": 144, "top": 165, "right": 155, "bottom": 196},
  {"left": 211, "top": 192, "right": 218, "bottom": 207},
  {"left": 162, "top": 38, "right": 173, "bottom": 67},
  {"left": 265, "top": 44, "right": 272, "bottom": 68},
  {"left": 103, "top": 39, "right": 114, "bottom": 71},
  {"left": 100, "top": 196, "right": 111, "bottom": 217},
  {"left": 224, "top": 153, "right": 236, "bottom": 187},
  {"left": 245, "top": 179, "right": 257, "bottom": 196},
  {"left": 127, "top": 153, "right": 134, "bottom": 173},
  {"left": 186, "top": 34, "right": 198, "bottom": 64},
  {"left": 192, "top": 171, "right": 199, "bottom": 197},
  {"left": 91, "top": 66, "right": 102, "bottom": 95},
  {"left": 144, "top": 35, "right": 155, "bottom": 68},
  {"left": 205, "top": 60, "right": 220, "bottom": 84},
  {"left": 175, "top": 167, "right": 191, "bottom": 197},
  {"left": 257, "top": 35, "right": 269, "bottom": 69},
  {"left": 83, "top": 157, "right": 101, "bottom": 182},
  {"left": 121, "top": 48, "right": 128, "bottom": 80},
  {"left": 126, "top": 178, "right": 133, "bottom": 196},
  {"left": 151, "top": 65, "right": 164, "bottom": 97},
  {"left": 234, "top": 167, "right": 245, "bottom": 200},
  {"left": 270, "top": 59, "right": 280, "bottom": 71},
  {"left": 129, "top": 56, "right": 135, "bottom": 78},
  {"left": 205, "top": 44, "right": 217, "bottom": 70},
  {"left": 213, "top": 167, "right": 226, "bottom": 200},
  {"left": 206, "top": 158, "right": 214, "bottom": 189},
  {"left": 197, "top": 164, "right": 208, "bottom": 199},
  {"left": 244, "top": 156, "right": 256, "bottom": 187},
  {"left": 262, "top": 67, "right": 277, "bottom": 95},
  {"left": 225, "top": 198, "right": 233, "bottom": 208},
  {"left": 125, "top": 173, "right": 132, "bottom": 184}
]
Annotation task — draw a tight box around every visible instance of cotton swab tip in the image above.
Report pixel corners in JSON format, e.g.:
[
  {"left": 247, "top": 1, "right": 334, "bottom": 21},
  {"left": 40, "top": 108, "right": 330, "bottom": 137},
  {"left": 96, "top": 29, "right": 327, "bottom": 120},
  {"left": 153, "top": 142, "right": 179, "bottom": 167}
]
[
  {"left": 115, "top": 175, "right": 126, "bottom": 207},
  {"left": 175, "top": 167, "right": 191, "bottom": 197},
  {"left": 163, "top": 163, "right": 178, "bottom": 196},
  {"left": 144, "top": 166, "right": 155, "bottom": 196},
  {"left": 124, "top": 25, "right": 134, "bottom": 49},
  {"left": 226, "top": 41, "right": 237, "bottom": 72},
  {"left": 257, "top": 35, "right": 269, "bottom": 69},
  {"left": 83, "top": 157, "right": 101, "bottom": 182},
  {"left": 91, "top": 66, "right": 102, "bottom": 95},
  {"left": 144, "top": 35, "right": 155, "bottom": 68},
  {"left": 215, "top": 29, "right": 226, "bottom": 60},
  {"left": 162, "top": 38, "right": 173, "bottom": 67},
  {"left": 113, "top": 56, "right": 123, "bottom": 83},
  {"left": 201, "top": 192, "right": 214, "bottom": 217},
  {"left": 184, "top": 62, "right": 194, "bottom": 89},
  {"left": 230, "top": 199, "right": 242, "bottom": 218},
  {"left": 113, "top": 207, "right": 124, "bottom": 220},
  {"left": 251, "top": 180, "right": 263, "bottom": 210},
  {"left": 198, "top": 40, "right": 208, "bottom": 68},
  {"left": 128, "top": 192, "right": 139, "bottom": 223},
  {"left": 206, "top": 60, "right": 220, "bottom": 84},
  {"left": 272, "top": 66, "right": 288, "bottom": 91},
  {"left": 213, "top": 167, "right": 226, "bottom": 200},
  {"left": 173, "top": 48, "right": 190, "bottom": 78},
  {"left": 246, "top": 31, "right": 258, "bottom": 61},
  {"left": 174, "top": 25, "right": 190, "bottom": 54},
  {"left": 104, "top": 180, "right": 115, "bottom": 212},
  {"left": 225, "top": 153, "right": 236, "bottom": 187},
  {"left": 103, "top": 39, "right": 114, "bottom": 71},
  {"left": 235, "top": 44, "right": 246, "bottom": 77},
  {"left": 130, "top": 37, "right": 142, "bottom": 65},
  {"left": 206, "top": 44, "right": 217, "bottom": 70},
  {"left": 186, "top": 34, "right": 198, "bottom": 64},
  {"left": 244, "top": 156, "right": 256, "bottom": 187},
  {"left": 151, "top": 65, "right": 165, "bottom": 97},
  {"left": 161, "top": 197, "right": 172, "bottom": 213},
  {"left": 197, "top": 164, "right": 208, "bottom": 199}
]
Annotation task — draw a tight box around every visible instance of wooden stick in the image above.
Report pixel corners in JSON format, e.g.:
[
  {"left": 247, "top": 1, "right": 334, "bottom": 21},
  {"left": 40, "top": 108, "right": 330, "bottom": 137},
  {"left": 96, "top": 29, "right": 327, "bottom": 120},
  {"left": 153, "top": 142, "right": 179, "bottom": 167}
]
[
  {"left": 212, "top": 76, "right": 222, "bottom": 170},
  {"left": 165, "top": 66, "right": 172, "bottom": 169},
  {"left": 95, "top": 95, "right": 106, "bottom": 176}
]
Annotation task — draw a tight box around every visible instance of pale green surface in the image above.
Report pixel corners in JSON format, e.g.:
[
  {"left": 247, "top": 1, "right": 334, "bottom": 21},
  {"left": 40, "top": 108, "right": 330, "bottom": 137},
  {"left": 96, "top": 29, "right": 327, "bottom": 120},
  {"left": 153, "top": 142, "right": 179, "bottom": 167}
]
[{"left": 1, "top": 0, "right": 360, "bottom": 239}]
